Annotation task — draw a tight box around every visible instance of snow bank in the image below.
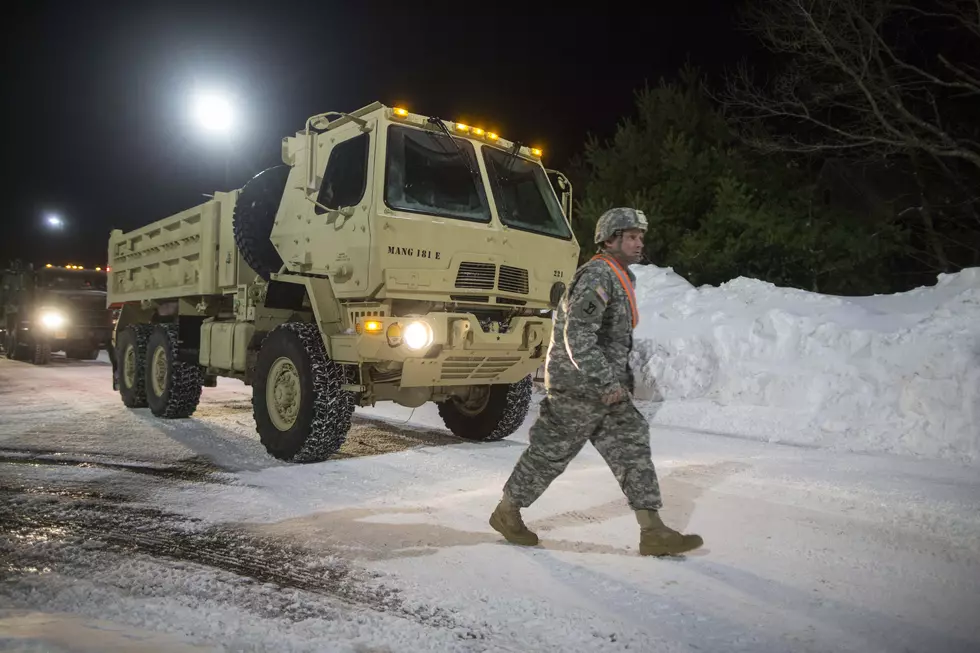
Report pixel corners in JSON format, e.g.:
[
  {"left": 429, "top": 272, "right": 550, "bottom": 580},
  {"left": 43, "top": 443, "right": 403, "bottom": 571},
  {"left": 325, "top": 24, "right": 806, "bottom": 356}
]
[{"left": 629, "top": 265, "right": 980, "bottom": 465}]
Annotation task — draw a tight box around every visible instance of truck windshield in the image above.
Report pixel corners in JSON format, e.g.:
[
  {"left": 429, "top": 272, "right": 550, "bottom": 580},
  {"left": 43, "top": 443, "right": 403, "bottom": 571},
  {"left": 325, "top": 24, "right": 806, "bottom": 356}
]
[
  {"left": 38, "top": 271, "right": 107, "bottom": 292},
  {"left": 385, "top": 125, "right": 491, "bottom": 223},
  {"left": 482, "top": 147, "right": 571, "bottom": 240}
]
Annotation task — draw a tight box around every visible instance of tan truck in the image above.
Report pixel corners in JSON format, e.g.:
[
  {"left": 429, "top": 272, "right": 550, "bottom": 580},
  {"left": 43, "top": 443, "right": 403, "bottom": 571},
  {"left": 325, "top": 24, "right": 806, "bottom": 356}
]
[{"left": 107, "top": 102, "right": 580, "bottom": 462}]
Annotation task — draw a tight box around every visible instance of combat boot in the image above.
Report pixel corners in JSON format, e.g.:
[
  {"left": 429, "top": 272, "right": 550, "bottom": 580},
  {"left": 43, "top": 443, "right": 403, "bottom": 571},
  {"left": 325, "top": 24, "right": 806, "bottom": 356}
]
[
  {"left": 636, "top": 510, "right": 703, "bottom": 556},
  {"left": 489, "top": 494, "right": 539, "bottom": 546}
]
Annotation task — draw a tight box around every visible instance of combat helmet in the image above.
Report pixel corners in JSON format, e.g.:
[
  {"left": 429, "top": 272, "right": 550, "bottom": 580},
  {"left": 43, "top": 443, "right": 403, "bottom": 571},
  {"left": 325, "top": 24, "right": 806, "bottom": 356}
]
[{"left": 594, "top": 207, "right": 648, "bottom": 244}]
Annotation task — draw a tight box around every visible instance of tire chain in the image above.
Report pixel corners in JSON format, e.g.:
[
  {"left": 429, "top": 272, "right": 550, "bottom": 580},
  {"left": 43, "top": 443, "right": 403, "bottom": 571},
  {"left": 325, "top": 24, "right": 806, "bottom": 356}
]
[
  {"left": 256, "top": 322, "right": 355, "bottom": 463},
  {"left": 125, "top": 324, "right": 155, "bottom": 407},
  {"left": 154, "top": 324, "right": 204, "bottom": 418},
  {"left": 32, "top": 341, "right": 51, "bottom": 365},
  {"left": 485, "top": 375, "right": 534, "bottom": 441}
]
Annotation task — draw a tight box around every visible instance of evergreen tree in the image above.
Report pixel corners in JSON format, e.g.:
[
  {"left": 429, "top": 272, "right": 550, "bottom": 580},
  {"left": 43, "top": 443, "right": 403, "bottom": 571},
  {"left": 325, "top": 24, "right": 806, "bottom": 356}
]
[{"left": 573, "top": 66, "right": 905, "bottom": 294}]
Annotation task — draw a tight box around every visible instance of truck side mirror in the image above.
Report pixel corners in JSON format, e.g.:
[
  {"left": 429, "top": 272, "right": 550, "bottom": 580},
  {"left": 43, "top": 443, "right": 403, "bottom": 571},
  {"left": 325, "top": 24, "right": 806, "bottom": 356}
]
[
  {"left": 303, "top": 111, "right": 374, "bottom": 198},
  {"left": 546, "top": 169, "right": 573, "bottom": 225}
]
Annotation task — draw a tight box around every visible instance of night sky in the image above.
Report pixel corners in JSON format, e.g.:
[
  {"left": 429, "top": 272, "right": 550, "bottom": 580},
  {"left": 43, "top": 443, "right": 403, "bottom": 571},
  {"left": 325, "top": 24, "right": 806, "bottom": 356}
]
[{"left": 3, "top": 0, "right": 748, "bottom": 269}]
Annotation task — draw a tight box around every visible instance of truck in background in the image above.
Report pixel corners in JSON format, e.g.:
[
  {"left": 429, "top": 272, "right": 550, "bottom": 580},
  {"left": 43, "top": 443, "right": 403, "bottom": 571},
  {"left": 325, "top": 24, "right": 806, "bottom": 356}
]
[
  {"left": 108, "top": 102, "right": 579, "bottom": 462},
  {"left": 2, "top": 263, "right": 113, "bottom": 365}
]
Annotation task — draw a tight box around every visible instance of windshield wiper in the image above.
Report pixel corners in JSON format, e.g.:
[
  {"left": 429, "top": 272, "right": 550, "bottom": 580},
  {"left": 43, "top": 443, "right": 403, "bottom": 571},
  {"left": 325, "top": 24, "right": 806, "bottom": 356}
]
[
  {"left": 423, "top": 118, "right": 515, "bottom": 221},
  {"left": 426, "top": 117, "right": 480, "bottom": 182},
  {"left": 485, "top": 148, "right": 514, "bottom": 221},
  {"left": 503, "top": 141, "right": 523, "bottom": 173}
]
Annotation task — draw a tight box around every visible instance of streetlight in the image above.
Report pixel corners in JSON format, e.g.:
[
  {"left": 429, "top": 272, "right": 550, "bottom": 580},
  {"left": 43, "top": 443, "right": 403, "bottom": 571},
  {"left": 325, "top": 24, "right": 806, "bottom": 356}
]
[
  {"left": 45, "top": 213, "right": 64, "bottom": 229},
  {"left": 192, "top": 91, "right": 236, "bottom": 188},
  {"left": 193, "top": 93, "right": 235, "bottom": 133}
]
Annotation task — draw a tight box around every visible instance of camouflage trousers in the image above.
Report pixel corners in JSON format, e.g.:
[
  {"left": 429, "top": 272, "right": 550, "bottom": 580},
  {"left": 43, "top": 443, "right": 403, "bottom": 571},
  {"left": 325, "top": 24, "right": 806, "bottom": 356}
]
[{"left": 502, "top": 390, "right": 663, "bottom": 511}]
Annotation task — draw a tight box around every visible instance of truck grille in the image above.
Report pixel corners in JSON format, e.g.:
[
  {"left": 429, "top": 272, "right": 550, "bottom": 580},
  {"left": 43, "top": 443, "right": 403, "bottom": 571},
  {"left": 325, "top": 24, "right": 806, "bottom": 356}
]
[
  {"left": 440, "top": 356, "right": 522, "bottom": 381},
  {"left": 72, "top": 309, "right": 112, "bottom": 327},
  {"left": 455, "top": 262, "right": 495, "bottom": 290},
  {"left": 455, "top": 262, "right": 529, "bottom": 295},
  {"left": 497, "top": 265, "right": 529, "bottom": 295}
]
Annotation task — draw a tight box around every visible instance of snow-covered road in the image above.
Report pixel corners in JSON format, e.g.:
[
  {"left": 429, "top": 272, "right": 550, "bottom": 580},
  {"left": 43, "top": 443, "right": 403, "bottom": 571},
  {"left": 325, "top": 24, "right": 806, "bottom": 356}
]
[{"left": 1, "top": 353, "right": 978, "bottom": 652}]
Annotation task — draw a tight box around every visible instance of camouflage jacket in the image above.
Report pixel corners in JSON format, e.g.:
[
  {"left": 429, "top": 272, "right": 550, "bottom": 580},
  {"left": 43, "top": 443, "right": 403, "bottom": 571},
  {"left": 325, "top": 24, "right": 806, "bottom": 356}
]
[{"left": 543, "top": 254, "right": 639, "bottom": 395}]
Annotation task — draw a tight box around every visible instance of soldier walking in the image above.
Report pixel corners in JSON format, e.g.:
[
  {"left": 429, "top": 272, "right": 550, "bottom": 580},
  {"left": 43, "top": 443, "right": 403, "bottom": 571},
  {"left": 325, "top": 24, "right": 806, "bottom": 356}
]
[{"left": 489, "top": 207, "right": 704, "bottom": 556}]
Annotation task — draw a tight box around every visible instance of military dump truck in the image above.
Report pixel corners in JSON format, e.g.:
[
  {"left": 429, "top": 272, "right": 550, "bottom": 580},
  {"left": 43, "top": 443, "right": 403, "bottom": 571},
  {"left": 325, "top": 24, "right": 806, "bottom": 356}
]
[
  {"left": 2, "top": 263, "right": 113, "bottom": 365},
  {"left": 107, "top": 102, "right": 580, "bottom": 462}
]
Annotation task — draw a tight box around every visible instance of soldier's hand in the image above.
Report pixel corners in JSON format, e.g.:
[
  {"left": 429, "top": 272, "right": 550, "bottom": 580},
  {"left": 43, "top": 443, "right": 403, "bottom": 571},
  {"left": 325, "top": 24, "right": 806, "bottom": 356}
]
[{"left": 600, "top": 385, "right": 627, "bottom": 405}]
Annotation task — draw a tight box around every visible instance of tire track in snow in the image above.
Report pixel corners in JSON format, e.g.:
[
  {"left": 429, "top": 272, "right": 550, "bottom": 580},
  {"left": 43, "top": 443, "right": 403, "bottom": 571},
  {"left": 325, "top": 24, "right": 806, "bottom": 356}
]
[
  {"left": 0, "top": 480, "right": 486, "bottom": 639},
  {"left": 0, "top": 448, "right": 229, "bottom": 483}
]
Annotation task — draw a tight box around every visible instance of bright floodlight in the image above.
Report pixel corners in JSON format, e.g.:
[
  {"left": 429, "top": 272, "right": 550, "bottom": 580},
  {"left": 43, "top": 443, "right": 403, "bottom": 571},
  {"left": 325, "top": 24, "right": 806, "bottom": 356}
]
[
  {"left": 193, "top": 93, "right": 234, "bottom": 133},
  {"left": 46, "top": 214, "right": 63, "bottom": 228}
]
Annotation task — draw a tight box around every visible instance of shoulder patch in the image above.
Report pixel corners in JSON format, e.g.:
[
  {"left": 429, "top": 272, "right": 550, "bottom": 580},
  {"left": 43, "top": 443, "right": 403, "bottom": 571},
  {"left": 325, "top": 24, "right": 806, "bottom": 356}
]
[{"left": 571, "top": 286, "right": 606, "bottom": 320}]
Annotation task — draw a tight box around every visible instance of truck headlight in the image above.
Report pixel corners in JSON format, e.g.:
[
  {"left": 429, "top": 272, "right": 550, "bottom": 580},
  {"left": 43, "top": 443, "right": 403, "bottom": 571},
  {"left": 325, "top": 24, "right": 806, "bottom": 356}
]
[
  {"left": 40, "top": 310, "right": 66, "bottom": 329},
  {"left": 403, "top": 321, "right": 433, "bottom": 350}
]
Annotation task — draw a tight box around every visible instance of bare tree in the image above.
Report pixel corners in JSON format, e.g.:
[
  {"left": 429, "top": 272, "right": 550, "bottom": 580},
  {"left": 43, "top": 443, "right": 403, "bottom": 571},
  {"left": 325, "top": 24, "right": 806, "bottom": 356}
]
[
  {"left": 723, "top": 0, "right": 980, "bottom": 167},
  {"left": 722, "top": 0, "right": 980, "bottom": 272}
]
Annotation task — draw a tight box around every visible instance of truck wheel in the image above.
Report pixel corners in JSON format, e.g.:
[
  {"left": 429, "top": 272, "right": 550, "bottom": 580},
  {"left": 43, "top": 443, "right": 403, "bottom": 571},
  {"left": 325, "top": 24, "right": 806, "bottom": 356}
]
[
  {"left": 4, "top": 332, "right": 17, "bottom": 359},
  {"left": 252, "top": 322, "right": 354, "bottom": 462},
  {"left": 145, "top": 324, "right": 204, "bottom": 418},
  {"left": 32, "top": 340, "right": 52, "bottom": 366},
  {"left": 116, "top": 324, "right": 154, "bottom": 407},
  {"left": 5, "top": 325, "right": 28, "bottom": 361},
  {"left": 108, "top": 343, "right": 119, "bottom": 390},
  {"left": 438, "top": 376, "right": 534, "bottom": 442},
  {"left": 232, "top": 165, "right": 289, "bottom": 281}
]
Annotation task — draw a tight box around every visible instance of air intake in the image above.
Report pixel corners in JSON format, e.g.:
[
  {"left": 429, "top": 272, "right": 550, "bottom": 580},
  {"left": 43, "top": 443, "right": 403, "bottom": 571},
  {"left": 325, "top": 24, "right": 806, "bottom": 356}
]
[
  {"left": 455, "top": 262, "right": 496, "bottom": 290},
  {"left": 497, "top": 265, "right": 529, "bottom": 294}
]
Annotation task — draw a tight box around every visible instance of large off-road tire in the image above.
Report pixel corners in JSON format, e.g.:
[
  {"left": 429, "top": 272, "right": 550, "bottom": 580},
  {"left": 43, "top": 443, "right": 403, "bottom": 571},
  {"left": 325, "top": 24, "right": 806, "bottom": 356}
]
[
  {"left": 438, "top": 375, "right": 534, "bottom": 442},
  {"left": 4, "top": 332, "right": 18, "bottom": 359},
  {"left": 5, "top": 323, "right": 29, "bottom": 361},
  {"left": 116, "top": 324, "right": 154, "bottom": 407},
  {"left": 31, "top": 339, "right": 52, "bottom": 366},
  {"left": 252, "top": 322, "right": 355, "bottom": 462},
  {"left": 107, "top": 342, "right": 118, "bottom": 389},
  {"left": 145, "top": 324, "right": 204, "bottom": 418},
  {"left": 232, "top": 165, "right": 290, "bottom": 280}
]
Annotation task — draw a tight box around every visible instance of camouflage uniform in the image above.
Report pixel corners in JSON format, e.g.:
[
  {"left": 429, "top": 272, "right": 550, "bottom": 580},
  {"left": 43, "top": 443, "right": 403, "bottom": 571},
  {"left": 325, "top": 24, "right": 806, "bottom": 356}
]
[
  {"left": 503, "top": 208, "right": 661, "bottom": 511},
  {"left": 491, "top": 208, "right": 703, "bottom": 555}
]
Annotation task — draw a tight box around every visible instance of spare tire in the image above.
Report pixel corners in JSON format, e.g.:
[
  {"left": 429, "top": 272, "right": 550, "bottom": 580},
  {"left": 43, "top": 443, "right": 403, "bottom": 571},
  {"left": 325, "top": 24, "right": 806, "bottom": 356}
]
[{"left": 232, "top": 165, "right": 291, "bottom": 280}]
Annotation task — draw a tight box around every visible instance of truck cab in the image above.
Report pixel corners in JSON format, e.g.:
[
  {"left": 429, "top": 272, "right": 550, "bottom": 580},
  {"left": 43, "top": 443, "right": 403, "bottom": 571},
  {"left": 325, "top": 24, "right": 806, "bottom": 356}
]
[
  {"left": 2, "top": 264, "right": 112, "bottom": 364},
  {"left": 266, "top": 104, "right": 580, "bottom": 401}
]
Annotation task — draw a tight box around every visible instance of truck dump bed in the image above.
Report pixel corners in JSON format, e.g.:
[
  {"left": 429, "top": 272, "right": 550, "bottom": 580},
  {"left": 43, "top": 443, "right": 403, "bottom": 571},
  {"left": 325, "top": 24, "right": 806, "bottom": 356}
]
[{"left": 107, "top": 190, "right": 250, "bottom": 304}]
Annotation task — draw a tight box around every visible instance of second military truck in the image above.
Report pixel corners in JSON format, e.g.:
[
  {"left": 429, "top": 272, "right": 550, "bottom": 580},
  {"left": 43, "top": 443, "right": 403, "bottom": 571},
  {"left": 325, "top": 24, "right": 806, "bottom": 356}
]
[
  {"left": 3, "top": 263, "right": 113, "bottom": 365},
  {"left": 108, "top": 102, "right": 580, "bottom": 462}
]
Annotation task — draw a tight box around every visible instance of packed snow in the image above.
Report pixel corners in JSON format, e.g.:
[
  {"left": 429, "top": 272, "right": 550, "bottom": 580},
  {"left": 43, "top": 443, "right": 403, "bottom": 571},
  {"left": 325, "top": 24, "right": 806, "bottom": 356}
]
[
  {"left": 2, "top": 265, "right": 979, "bottom": 652},
  {"left": 629, "top": 265, "right": 980, "bottom": 465}
]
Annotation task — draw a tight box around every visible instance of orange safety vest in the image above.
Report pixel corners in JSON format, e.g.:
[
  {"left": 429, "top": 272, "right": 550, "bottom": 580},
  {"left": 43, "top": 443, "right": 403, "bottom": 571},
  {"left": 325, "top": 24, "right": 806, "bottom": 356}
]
[{"left": 591, "top": 254, "right": 639, "bottom": 328}]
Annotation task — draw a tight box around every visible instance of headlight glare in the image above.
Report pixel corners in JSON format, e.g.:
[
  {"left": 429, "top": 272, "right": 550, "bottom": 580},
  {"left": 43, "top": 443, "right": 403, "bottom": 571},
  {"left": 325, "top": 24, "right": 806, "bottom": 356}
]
[
  {"left": 403, "top": 321, "right": 433, "bottom": 350},
  {"left": 40, "top": 311, "right": 65, "bottom": 329}
]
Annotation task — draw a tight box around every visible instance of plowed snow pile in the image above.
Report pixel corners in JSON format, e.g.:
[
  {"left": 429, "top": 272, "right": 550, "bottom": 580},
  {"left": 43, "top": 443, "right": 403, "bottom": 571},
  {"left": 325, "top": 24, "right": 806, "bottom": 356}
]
[{"left": 629, "top": 265, "right": 980, "bottom": 465}]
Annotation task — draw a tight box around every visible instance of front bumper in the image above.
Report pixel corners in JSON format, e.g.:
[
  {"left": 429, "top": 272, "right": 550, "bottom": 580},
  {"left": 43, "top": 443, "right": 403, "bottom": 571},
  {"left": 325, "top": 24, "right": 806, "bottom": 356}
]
[{"left": 328, "top": 313, "right": 550, "bottom": 387}]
